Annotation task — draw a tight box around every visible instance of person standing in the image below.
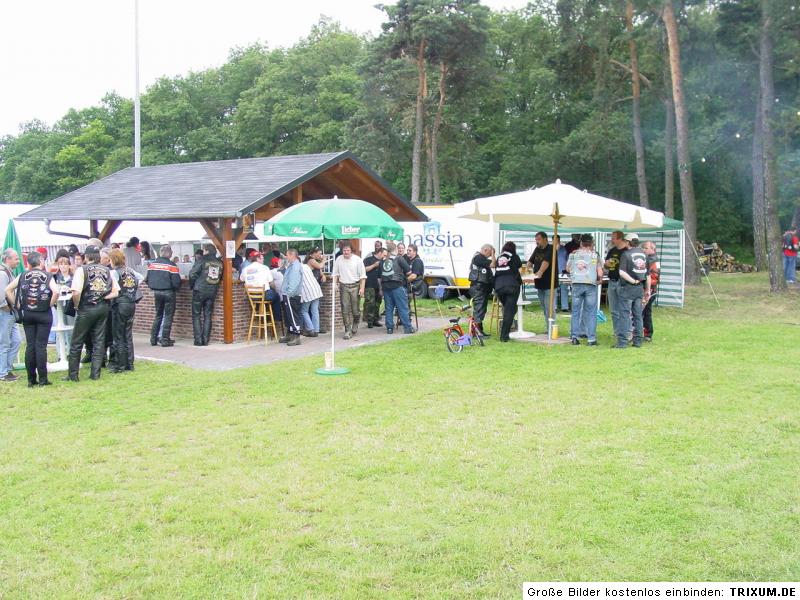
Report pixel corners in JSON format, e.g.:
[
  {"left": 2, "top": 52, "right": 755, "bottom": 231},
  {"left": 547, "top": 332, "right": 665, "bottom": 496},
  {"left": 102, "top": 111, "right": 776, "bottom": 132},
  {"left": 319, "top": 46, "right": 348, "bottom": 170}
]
[
  {"left": 362, "top": 241, "right": 383, "bottom": 328},
  {"left": 566, "top": 234, "right": 603, "bottom": 346},
  {"left": 782, "top": 227, "right": 798, "bottom": 284},
  {"left": 54, "top": 252, "right": 76, "bottom": 349},
  {"left": 145, "top": 244, "right": 181, "bottom": 347},
  {"left": 380, "top": 242, "right": 414, "bottom": 335},
  {"left": 554, "top": 235, "right": 570, "bottom": 312},
  {"left": 4, "top": 251, "right": 59, "bottom": 386},
  {"left": 299, "top": 260, "right": 323, "bottom": 337},
  {"left": 468, "top": 244, "right": 495, "bottom": 337},
  {"left": 494, "top": 242, "right": 523, "bottom": 343},
  {"left": 108, "top": 249, "right": 143, "bottom": 373},
  {"left": 279, "top": 248, "right": 303, "bottom": 346},
  {"left": 0, "top": 249, "right": 22, "bottom": 383},
  {"left": 526, "top": 232, "right": 555, "bottom": 330},
  {"left": 123, "top": 237, "right": 143, "bottom": 273},
  {"left": 615, "top": 234, "right": 648, "bottom": 348},
  {"left": 188, "top": 244, "right": 223, "bottom": 346},
  {"left": 66, "top": 246, "right": 119, "bottom": 381},
  {"left": 332, "top": 242, "right": 366, "bottom": 340},
  {"left": 604, "top": 230, "right": 628, "bottom": 334},
  {"left": 641, "top": 241, "right": 661, "bottom": 342}
]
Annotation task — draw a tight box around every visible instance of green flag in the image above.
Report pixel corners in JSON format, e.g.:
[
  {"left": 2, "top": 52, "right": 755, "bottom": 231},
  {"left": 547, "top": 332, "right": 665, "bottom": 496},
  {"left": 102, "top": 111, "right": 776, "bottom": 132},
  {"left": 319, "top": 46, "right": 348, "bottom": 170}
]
[{"left": 3, "top": 218, "right": 24, "bottom": 276}]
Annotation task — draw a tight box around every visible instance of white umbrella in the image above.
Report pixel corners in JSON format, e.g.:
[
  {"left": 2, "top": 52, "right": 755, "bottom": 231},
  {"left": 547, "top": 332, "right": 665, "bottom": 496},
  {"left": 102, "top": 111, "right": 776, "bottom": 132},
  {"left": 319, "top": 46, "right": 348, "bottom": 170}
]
[{"left": 454, "top": 180, "right": 664, "bottom": 230}]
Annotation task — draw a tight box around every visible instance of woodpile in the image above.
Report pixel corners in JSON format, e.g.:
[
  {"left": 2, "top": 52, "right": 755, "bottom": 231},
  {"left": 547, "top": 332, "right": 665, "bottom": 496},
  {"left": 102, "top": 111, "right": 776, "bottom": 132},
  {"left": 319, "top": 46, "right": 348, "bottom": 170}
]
[{"left": 696, "top": 242, "right": 755, "bottom": 273}]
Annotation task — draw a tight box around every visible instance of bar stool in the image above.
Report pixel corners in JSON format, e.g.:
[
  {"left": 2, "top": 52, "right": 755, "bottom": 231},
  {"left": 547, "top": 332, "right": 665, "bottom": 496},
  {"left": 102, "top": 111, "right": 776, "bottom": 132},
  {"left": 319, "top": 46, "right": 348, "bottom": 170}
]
[
  {"left": 246, "top": 286, "right": 278, "bottom": 344},
  {"left": 487, "top": 294, "right": 501, "bottom": 336}
]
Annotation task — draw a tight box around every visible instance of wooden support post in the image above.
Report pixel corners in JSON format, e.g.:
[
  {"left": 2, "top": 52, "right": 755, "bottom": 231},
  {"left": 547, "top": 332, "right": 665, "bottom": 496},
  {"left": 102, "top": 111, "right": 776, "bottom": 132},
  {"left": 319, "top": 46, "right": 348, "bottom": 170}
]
[
  {"left": 200, "top": 219, "right": 223, "bottom": 251},
  {"left": 89, "top": 220, "right": 99, "bottom": 238},
  {"left": 221, "top": 218, "right": 234, "bottom": 344},
  {"left": 293, "top": 184, "right": 303, "bottom": 204},
  {"left": 98, "top": 220, "right": 122, "bottom": 243}
]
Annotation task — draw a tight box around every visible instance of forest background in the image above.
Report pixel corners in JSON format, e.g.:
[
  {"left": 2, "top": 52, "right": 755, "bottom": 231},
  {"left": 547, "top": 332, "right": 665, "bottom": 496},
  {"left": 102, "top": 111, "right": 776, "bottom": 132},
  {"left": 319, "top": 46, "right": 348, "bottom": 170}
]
[{"left": 1, "top": 0, "right": 798, "bottom": 263}]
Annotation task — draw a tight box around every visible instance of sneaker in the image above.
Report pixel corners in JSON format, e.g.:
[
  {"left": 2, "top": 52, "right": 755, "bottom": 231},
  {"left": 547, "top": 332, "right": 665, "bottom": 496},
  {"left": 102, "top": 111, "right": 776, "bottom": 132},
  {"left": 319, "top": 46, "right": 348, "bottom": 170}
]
[
  {"left": 159, "top": 340, "right": 174, "bottom": 347},
  {"left": 644, "top": 336, "right": 652, "bottom": 342},
  {"left": 588, "top": 340, "right": 598, "bottom": 346},
  {"left": 343, "top": 332, "right": 352, "bottom": 340},
  {"left": 1, "top": 372, "right": 19, "bottom": 382},
  {"left": 386, "top": 329, "right": 394, "bottom": 335},
  {"left": 632, "top": 342, "right": 642, "bottom": 348},
  {"left": 373, "top": 321, "right": 383, "bottom": 327},
  {"left": 613, "top": 343, "right": 628, "bottom": 349},
  {"left": 571, "top": 337, "right": 580, "bottom": 345},
  {"left": 403, "top": 327, "right": 415, "bottom": 334}
]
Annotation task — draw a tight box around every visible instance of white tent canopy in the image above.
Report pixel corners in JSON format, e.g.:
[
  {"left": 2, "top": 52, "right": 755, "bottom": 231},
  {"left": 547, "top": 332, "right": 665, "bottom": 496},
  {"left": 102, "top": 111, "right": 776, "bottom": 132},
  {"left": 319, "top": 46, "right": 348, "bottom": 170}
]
[{"left": 454, "top": 180, "right": 664, "bottom": 230}]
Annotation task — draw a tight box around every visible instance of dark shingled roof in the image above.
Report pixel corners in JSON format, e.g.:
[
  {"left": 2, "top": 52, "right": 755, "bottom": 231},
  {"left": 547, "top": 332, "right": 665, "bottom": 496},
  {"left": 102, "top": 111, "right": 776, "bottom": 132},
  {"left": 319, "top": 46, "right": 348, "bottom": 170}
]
[{"left": 17, "top": 151, "right": 424, "bottom": 221}]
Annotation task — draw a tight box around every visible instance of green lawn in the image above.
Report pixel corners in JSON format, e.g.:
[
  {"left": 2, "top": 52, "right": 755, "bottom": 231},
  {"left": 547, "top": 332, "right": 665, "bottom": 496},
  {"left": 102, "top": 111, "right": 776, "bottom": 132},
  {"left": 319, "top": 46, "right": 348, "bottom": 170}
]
[{"left": 1, "top": 274, "right": 798, "bottom": 598}]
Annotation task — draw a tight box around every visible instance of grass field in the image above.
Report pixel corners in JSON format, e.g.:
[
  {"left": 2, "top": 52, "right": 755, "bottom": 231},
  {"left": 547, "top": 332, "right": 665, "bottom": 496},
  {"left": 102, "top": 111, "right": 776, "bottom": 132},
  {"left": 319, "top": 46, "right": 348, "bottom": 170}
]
[{"left": 1, "top": 273, "right": 798, "bottom": 598}]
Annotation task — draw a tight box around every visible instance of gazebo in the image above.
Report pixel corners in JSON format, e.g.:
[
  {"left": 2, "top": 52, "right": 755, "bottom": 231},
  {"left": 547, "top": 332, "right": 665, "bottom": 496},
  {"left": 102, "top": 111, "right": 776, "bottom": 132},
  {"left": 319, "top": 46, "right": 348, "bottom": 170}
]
[{"left": 17, "top": 151, "right": 426, "bottom": 343}]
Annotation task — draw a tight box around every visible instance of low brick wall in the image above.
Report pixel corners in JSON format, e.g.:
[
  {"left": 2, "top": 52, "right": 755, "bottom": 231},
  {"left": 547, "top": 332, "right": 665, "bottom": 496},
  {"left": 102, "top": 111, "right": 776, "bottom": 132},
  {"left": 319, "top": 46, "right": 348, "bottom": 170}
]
[{"left": 133, "top": 277, "right": 347, "bottom": 343}]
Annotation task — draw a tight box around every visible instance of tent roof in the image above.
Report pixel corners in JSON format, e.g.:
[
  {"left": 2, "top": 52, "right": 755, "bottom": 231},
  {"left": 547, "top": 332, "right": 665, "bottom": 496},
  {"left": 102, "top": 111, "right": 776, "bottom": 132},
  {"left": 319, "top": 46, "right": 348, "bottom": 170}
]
[{"left": 16, "top": 151, "right": 425, "bottom": 222}]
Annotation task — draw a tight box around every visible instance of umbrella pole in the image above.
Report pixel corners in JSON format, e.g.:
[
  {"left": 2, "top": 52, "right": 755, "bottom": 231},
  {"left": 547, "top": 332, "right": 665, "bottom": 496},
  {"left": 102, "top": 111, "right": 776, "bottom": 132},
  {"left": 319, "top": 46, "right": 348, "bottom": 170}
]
[
  {"left": 316, "top": 240, "right": 349, "bottom": 375},
  {"left": 548, "top": 203, "right": 561, "bottom": 339}
]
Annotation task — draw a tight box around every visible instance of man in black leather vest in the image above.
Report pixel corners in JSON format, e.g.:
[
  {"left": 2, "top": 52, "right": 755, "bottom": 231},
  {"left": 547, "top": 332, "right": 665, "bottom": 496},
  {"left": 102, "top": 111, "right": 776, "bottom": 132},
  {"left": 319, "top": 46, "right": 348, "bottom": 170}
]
[
  {"left": 65, "top": 246, "right": 119, "bottom": 381},
  {"left": 188, "top": 244, "right": 223, "bottom": 346}
]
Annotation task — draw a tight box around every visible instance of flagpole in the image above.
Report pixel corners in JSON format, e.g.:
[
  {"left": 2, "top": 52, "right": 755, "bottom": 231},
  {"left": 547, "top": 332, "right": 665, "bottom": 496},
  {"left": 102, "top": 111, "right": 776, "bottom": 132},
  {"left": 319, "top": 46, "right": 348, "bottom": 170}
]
[{"left": 133, "top": 0, "right": 141, "bottom": 168}]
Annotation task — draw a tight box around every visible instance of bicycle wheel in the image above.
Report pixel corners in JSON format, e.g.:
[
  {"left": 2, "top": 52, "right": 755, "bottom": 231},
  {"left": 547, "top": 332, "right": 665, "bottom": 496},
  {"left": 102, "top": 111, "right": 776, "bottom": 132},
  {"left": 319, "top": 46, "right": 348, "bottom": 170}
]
[{"left": 445, "top": 329, "right": 463, "bottom": 353}]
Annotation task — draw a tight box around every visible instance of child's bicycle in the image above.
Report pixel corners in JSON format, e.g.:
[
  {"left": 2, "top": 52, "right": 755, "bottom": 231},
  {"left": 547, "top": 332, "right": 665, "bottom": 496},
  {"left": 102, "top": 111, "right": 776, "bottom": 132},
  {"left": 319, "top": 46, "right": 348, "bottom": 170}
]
[
  {"left": 443, "top": 304, "right": 485, "bottom": 353},
  {"left": 432, "top": 284, "right": 485, "bottom": 353}
]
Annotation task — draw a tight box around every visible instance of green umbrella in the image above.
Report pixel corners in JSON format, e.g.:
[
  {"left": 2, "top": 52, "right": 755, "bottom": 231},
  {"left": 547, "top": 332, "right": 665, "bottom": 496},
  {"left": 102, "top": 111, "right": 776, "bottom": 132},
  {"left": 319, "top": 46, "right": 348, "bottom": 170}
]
[
  {"left": 3, "top": 218, "right": 24, "bottom": 276},
  {"left": 264, "top": 198, "right": 405, "bottom": 376},
  {"left": 264, "top": 198, "right": 404, "bottom": 241}
]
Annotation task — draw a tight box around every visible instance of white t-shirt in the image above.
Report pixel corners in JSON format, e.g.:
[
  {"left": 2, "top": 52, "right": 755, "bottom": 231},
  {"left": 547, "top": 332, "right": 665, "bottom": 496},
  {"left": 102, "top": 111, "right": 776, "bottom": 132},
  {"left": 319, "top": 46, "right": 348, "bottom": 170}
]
[
  {"left": 333, "top": 255, "right": 366, "bottom": 284},
  {"left": 270, "top": 268, "right": 284, "bottom": 291},
  {"left": 239, "top": 261, "right": 273, "bottom": 291}
]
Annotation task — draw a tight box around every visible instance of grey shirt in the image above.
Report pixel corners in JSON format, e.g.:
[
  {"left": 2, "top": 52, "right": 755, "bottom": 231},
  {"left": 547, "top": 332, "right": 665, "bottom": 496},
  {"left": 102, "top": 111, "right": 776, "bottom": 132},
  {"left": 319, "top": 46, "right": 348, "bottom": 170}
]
[{"left": 0, "top": 265, "right": 13, "bottom": 309}]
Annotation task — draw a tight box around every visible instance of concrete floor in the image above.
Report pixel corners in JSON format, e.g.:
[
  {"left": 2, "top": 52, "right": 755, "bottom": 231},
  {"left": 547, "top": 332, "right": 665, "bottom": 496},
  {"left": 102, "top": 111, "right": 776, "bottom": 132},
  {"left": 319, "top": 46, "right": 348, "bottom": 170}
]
[{"left": 133, "top": 317, "right": 445, "bottom": 371}]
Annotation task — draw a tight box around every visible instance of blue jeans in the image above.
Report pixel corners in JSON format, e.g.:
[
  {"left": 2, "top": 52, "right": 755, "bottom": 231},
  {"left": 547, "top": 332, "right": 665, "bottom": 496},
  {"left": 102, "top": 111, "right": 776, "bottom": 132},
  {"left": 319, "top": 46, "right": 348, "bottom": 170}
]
[
  {"left": 570, "top": 284, "right": 598, "bottom": 342},
  {"left": 266, "top": 289, "right": 281, "bottom": 322},
  {"left": 558, "top": 283, "right": 569, "bottom": 310},
  {"left": 536, "top": 288, "right": 552, "bottom": 328},
  {"left": 783, "top": 254, "right": 797, "bottom": 282},
  {"left": 0, "top": 310, "right": 22, "bottom": 377},
  {"left": 614, "top": 282, "right": 644, "bottom": 347},
  {"left": 383, "top": 286, "right": 412, "bottom": 331},
  {"left": 301, "top": 298, "right": 320, "bottom": 332}
]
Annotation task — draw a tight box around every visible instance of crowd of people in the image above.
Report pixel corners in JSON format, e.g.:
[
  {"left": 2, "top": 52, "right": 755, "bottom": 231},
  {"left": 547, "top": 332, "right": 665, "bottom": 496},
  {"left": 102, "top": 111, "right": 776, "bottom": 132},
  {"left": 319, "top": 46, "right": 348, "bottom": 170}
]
[
  {"left": 1, "top": 230, "right": 666, "bottom": 386},
  {"left": 467, "top": 231, "right": 661, "bottom": 347}
]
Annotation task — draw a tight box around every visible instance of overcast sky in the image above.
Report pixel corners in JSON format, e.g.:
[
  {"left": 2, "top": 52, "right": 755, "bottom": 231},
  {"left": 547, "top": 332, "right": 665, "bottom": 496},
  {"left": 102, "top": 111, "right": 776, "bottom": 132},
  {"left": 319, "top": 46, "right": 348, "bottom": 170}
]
[{"left": 0, "top": 0, "right": 529, "bottom": 138}]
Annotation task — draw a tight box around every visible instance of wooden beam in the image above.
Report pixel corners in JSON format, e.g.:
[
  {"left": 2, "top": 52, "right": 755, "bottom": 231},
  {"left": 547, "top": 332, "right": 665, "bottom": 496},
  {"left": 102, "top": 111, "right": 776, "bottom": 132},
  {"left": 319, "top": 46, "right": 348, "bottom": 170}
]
[
  {"left": 221, "top": 218, "right": 234, "bottom": 344},
  {"left": 97, "top": 220, "right": 122, "bottom": 243},
  {"left": 89, "top": 220, "right": 99, "bottom": 238},
  {"left": 293, "top": 184, "right": 303, "bottom": 205},
  {"left": 200, "top": 219, "right": 223, "bottom": 251}
]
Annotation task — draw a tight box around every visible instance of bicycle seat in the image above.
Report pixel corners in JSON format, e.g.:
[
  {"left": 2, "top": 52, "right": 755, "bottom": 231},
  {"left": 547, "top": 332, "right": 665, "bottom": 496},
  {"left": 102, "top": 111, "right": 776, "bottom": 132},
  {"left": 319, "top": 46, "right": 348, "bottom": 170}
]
[{"left": 448, "top": 317, "right": 460, "bottom": 324}]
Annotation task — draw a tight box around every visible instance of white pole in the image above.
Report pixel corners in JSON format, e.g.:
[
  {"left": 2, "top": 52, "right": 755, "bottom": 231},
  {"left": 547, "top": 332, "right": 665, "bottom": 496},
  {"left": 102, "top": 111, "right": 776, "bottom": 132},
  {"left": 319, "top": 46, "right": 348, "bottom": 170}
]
[
  {"left": 331, "top": 272, "right": 336, "bottom": 367},
  {"left": 133, "top": 0, "right": 141, "bottom": 168}
]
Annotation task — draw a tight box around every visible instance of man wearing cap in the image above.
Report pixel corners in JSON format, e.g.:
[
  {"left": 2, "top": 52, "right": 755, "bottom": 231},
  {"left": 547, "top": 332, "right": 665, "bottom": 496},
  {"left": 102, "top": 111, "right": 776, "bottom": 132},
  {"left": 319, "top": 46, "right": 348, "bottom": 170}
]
[
  {"left": 566, "top": 234, "right": 603, "bottom": 346},
  {"left": 614, "top": 234, "right": 648, "bottom": 348},
  {"left": 239, "top": 250, "right": 273, "bottom": 293}
]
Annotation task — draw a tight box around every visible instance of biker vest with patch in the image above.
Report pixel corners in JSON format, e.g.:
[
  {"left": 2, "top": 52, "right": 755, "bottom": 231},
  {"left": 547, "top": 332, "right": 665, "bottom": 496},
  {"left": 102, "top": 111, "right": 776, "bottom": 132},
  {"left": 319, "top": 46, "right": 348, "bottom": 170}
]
[
  {"left": 20, "top": 269, "right": 53, "bottom": 312},
  {"left": 203, "top": 258, "right": 223, "bottom": 286},
  {"left": 468, "top": 254, "right": 492, "bottom": 285},
  {"left": 80, "top": 264, "right": 112, "bottom": 308},
  {"left": 380, "top": 256, "right": 405, "bottom": 284},
  {"left": 116, "top": 266, "right": 139, "bottom": 302}
]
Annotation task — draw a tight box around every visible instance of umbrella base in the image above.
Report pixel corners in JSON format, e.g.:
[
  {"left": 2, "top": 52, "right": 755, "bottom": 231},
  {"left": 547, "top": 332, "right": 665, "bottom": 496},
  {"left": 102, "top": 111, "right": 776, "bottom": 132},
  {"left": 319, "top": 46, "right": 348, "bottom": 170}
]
[{"left": 315, "top": 367, "right": 351, "bottom": 376}]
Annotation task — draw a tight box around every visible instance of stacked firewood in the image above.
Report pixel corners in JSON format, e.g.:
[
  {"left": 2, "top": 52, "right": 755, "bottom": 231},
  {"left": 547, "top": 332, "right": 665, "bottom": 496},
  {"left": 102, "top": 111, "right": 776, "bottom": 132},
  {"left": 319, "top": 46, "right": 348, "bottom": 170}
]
[{"left": 696, "top": 242, "right": 755, "bottom": 273}]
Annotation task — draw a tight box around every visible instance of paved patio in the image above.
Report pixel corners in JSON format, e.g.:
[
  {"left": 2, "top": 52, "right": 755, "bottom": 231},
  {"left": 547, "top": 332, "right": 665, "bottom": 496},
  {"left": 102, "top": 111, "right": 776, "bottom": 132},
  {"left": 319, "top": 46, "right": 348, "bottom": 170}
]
[{"left": 133, "top": 317, "right": 444, "bottom": 371}]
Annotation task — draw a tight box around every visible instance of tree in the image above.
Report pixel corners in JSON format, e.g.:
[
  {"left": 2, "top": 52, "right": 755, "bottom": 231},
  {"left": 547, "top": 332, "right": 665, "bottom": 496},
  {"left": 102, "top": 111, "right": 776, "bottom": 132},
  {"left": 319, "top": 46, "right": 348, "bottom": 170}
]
[
  {"left": 662, "top": 0, "right": 699, "bottom": 284},
  {"left": 625, "top": 0, "right": 650, "bottom": 207},
  {"left": 758, "top": 0, "right": 786, "bottom": 291}
]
